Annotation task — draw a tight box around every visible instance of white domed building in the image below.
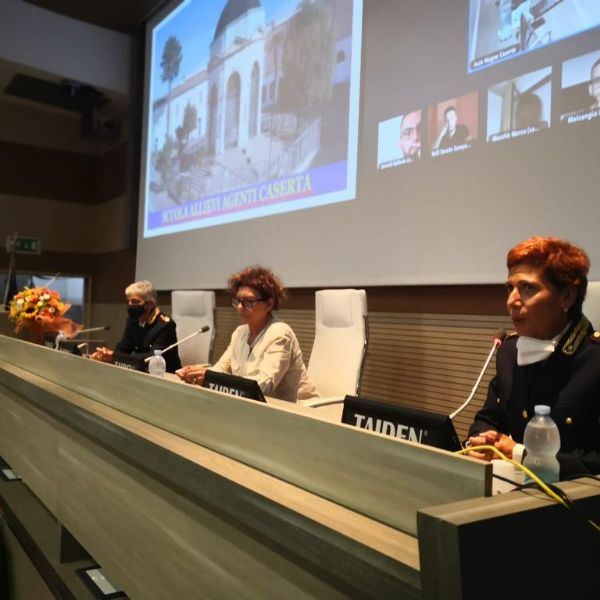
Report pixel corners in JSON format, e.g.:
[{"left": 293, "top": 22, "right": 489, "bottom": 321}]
[
  {"left": 149, "top": 0, "right": 354, "bottom": 203},
  {"left": 207, "top": 0, "right": 266, "bottom": 155}
]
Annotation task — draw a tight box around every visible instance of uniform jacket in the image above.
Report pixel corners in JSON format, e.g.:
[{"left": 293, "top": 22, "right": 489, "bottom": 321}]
[
  {"left": 115, "top": 307, "right": 182, "bottom": 373},
  {"left": 469, "top": 314, "right": 600, "bottom": 478}
]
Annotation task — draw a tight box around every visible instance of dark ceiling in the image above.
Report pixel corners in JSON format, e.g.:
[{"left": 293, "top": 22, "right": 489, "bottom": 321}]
[{"left": 24, "top": 0, "right": 169, "bottom": 34}]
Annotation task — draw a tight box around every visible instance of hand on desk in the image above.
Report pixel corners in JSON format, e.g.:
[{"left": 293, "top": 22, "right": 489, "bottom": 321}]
[
  {"left": 90, "top": 346, "right": 114, "bottom": 363},
  {"left": 467, "top": 430, "right": 516, "bottom": 461},
  {"left": 176, "top": 364, "right": 207, "bottom": 385}
]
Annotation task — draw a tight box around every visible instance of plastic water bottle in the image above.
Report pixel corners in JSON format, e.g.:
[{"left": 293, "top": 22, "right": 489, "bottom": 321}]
[
  {"left": 147, "top": 350, "right": 166, "bottom": 377},
  {"left": 523, "top": 405, "right": 561, "bottom": 483},
  {"left": 54, "top": 330, "right": 67, "bottom": 350}
]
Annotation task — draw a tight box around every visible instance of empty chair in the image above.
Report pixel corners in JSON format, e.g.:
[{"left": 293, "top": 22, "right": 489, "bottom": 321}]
[
  {"left": 583, "top": 281, "right": 600, "bottom": 328},
  {"left": 304, "top": 289, "right": 368, "bottom": 406},
  {"left": 171, "top": 290, "right": 216, "bottom": 366}
]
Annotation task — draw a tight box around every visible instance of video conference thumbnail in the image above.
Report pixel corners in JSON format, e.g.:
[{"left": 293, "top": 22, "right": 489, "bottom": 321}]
[
  {"left": 374, "top": 6, "right": 600, "bottom": 174},
  {"left": 377, "top": 110, "right": 422, "bottom": 170},
  {"left": 429, "top": 92, "right": 478, "bottom": 158},
  {"left": 487, "top": 66, "right": 551, "bottom": 143},
  {"left": 560, "top": 48, "right": 600, "bottom": 123},
  {"left": 377, "top": 93, "right": 479, "bottom": 169},
  {"left": 468, "top": 0, "right": 600, "bottom": 72}
]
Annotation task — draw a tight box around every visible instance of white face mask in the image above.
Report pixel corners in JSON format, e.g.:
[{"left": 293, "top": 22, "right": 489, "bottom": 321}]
[
  {"left": 516, "top": 336, "right": 558, "bottom": 366},
  {"left": 516, "top": 323, "right": 569, "bottom": 366}
]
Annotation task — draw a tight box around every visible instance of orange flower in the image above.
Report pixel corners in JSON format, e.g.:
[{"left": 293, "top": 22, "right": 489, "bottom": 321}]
[{"left": 9, "top": 286, "right": 79, "bottom": 338}]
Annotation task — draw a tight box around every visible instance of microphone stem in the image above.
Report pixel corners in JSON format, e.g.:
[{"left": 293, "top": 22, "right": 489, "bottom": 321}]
[
  {"left": 449, "top": 340, "right": 500, "bottom": 420},
  {"left": 144, "top": 327, "right": 207, "bottom": 362},
  {"left": 75, "top": 326, "right": 108, "bottom": 335}
]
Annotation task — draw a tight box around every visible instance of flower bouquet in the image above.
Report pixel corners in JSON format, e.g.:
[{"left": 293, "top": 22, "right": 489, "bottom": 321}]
[{"left": 9, "top": 286, "right": 81, "bottom": 344}]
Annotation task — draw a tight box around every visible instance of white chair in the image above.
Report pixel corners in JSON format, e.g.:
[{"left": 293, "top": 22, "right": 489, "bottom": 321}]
[
  {"left": 304, "top": 289, "right": 368, "bottom": 407},
  {"left": 171, "top": 290, "right": 216, "bottom": 366},
  {"left": 583, "top": 281, "right": 600, "bottom": 328}
]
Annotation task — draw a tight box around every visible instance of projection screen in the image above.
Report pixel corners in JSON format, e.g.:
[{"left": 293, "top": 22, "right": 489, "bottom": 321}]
[{"left": 137, "top": 0, "right": 600, "bottom": 289}]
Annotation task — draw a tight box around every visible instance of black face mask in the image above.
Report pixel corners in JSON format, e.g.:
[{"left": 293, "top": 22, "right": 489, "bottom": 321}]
[{"left": 127, "top": 304, "right": 145, "bottom": 320}]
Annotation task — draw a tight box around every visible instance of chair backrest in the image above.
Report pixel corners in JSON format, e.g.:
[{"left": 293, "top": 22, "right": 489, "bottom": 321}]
[
  {"left": 583, "top": 281, "right": 600, "bottom": 329},
  {"left": 307, "top": 289, "right": 368, "bottom": 398},
  {"left": 171, "top": 291, "right": 216, "bottom": 366}
]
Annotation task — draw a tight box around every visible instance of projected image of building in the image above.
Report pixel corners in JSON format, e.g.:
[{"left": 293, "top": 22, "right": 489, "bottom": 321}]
[{"left": 148, "top": 0, "right": 354, "bottom": 213}]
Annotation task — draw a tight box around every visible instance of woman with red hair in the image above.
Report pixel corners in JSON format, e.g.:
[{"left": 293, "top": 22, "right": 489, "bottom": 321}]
[{"left": 468, "top": 236, "right": 600, "bottom": 478}]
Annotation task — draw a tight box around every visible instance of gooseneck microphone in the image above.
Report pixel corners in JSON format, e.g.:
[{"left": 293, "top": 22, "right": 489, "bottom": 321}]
[
  {"left": 74, "top": 326, "right": 111, "bottom": 336},
  {"left": 449, "top": 329, "right": 507, "bottom": 420},
  {"left": 144, "top": 325, "right": 210, "bottom": 362}
]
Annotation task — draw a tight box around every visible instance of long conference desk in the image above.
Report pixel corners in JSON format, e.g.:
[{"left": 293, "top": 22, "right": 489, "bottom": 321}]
[{"left": 0, "top": 335, "right": 599, "bottom": 599}]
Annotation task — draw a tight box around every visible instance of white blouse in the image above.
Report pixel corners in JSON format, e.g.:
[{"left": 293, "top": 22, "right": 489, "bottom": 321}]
[{"left": 211, "top": 318, "right": 319, "bottom": 402}]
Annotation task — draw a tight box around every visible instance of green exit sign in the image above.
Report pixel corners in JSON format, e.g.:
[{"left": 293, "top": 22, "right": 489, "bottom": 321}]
[{"left": 6, "top": 236, "right": 42, "bottom": 255}]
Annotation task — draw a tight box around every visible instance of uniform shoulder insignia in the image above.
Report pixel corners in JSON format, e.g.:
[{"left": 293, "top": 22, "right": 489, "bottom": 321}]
[
  {"left": 160, "top": 314, "right": 170, "bottom": 322},
  {"left": 506, "top": 331, "right": 518, "bottom": 339},
  {"left": 591, "top": 331, "right": 600, "bottom": 344}
]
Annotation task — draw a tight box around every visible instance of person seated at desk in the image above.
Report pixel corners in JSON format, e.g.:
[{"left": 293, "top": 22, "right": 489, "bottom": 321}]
[
  {"left": 432, "top": 106, "right": 471, "bottom": 150},
  {"left": 91, "top": 280, "right": 181, "bottom": 373},
  {"left": 399, "top": 110, "right": 422, "bottom": 161},
  {"left": 177, "top": 266, "right": 318, "bottom": 403},
  {"left": 588, "top": 57, "right": 600, "bottom": 110},
  {"left": 467, "top": 236, "right": 600, "bottom": 479},
  {"left": 514, "top": 91, "right": 548, "bottom": 130}
]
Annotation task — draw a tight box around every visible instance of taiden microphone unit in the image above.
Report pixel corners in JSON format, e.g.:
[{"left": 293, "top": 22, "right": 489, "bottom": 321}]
[
  {"left": 449, "top": 329, "right": 507, "bottom": 420},
  {"left": 144, "top": 325, "right": 210, "bottom": 363}
]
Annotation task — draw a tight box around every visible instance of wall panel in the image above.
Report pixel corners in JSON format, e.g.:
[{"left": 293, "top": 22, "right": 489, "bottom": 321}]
[{"left": 212, "top": 307, "right": 511, "bottom": 440}]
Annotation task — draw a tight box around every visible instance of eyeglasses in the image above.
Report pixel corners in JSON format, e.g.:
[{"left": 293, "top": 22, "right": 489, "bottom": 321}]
[{"left": 232, "top": 296, "right": 265, "bottom": 309}]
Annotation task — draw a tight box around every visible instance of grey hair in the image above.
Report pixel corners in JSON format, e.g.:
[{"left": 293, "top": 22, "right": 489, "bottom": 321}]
[{"left": 125, "top": 280, "right": 157, "bottom": 304}]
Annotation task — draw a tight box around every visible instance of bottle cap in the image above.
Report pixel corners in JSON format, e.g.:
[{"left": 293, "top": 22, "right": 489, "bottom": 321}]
[
  {"left": 534, "top": 404, "right": 551, "bottom": 415},
  {"left": 153, "top": 349, "right": 162, "bottom": 356}
]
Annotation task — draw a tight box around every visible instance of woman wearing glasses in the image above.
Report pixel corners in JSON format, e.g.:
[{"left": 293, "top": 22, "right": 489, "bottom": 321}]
[{"left": 177, "top": 265, "right": 318, "bottom": 402}]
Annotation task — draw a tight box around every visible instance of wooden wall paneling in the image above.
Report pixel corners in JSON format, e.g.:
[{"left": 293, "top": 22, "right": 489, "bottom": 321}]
[
  {"left": 0, "top": 385, "right": 362, "bottom": 598},
  {"left": 55, "top": 420, "right": 356, "bottom": 599},
  {"left": 0, "top": 337, "right": 489, "bottom": 539},
  {"left": 2, "top": 301, "right": 509, "bottom": 442},
  {"left": 417, "top": 480, "right": 600, "bottom": 599},
  {"left": 0, "top": 480, "right": 98, "bottom": 599},
  {"left": 211, "top": 308, "right": 511, "bottom": 440},
  {"left": 2, "top": 343, "right": 487, "bottom": 597},
  {"left": 0, "top": 526, "right": 55, "bottom": 600},
  {"left": 0, "top": 386, "right": 61, "bottom": 516},
  {"left": 359, "top": 313, "right": 512, "bottom": 440},
  {"left": 2, "top": 338, "right": 599, "bottom": 599}
]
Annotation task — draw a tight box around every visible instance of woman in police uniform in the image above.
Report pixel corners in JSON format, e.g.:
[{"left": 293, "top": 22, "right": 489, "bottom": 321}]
[
  {"left": 468, "top": 236, "right": 600, "bottom": 479},
  {"left": 91, "top": 280, "right": 182, "bottom": 373}
]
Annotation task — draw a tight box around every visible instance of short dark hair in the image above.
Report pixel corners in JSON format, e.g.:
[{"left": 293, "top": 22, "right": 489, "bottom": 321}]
[
  {"left": 444, "top": 105, "right": 457, "bottom": 118},
  {"left": 591, "top": 57, "right": 600, "bottom": 78},
  {"left": 226, "top": 265, "right": 287, "bottom": 310}
]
